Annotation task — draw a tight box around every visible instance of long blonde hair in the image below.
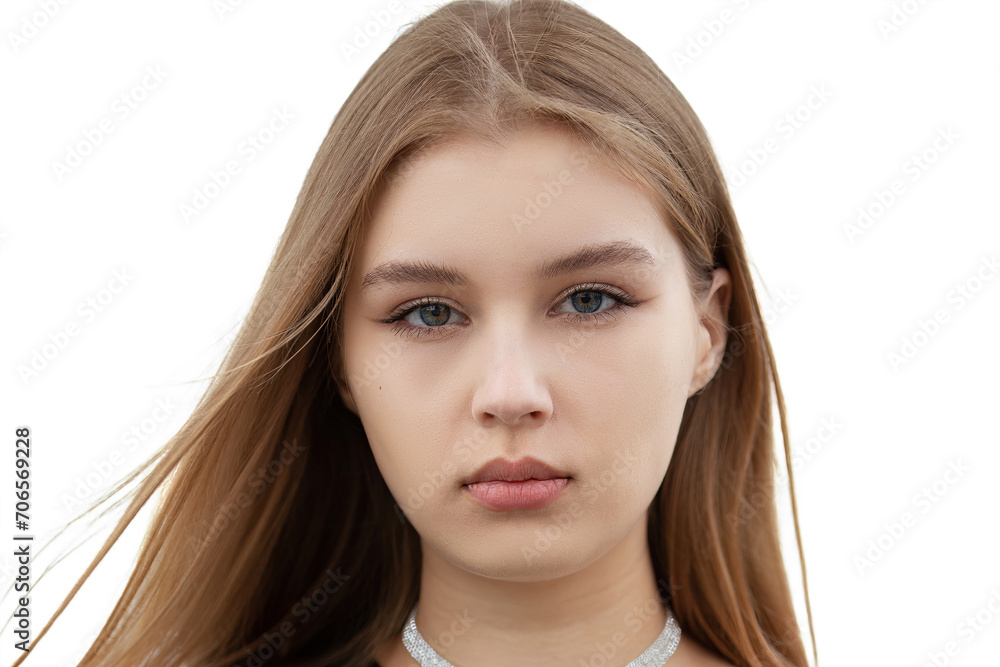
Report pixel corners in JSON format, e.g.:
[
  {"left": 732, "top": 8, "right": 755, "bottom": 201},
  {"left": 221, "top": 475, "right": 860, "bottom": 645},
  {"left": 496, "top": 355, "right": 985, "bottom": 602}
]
[{"left": 12, "top": 1, "right": 815, "bottom": 664}]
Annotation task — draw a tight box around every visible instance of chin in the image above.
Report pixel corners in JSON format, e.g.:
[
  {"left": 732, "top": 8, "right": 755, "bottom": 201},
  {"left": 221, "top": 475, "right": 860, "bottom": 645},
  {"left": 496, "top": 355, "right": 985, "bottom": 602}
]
[{"left": 437, "top": 535, "right": 602, "bottom": 582}]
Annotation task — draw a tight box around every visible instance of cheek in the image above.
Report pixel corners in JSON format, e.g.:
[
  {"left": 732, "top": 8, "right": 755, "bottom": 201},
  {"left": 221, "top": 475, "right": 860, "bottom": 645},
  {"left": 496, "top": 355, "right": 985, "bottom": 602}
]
[
  {"left": 356, "top": 406, "right": 450, "bottom": 523},
  {"left": 339, "top": 328, "right": 417, "bottom": 486},
  {"left": 342, "top": 365, "right": 457, "bottom": 512},
  {"left": 574, "top": 308, "right": 694, "bottom": 421},
  {"left": 341, "top": 321, "right": 422, "bottom": 435},
  {"left": 631, "top": 323, "right": 695, "bottom": 465},
  {"left": 567, "top": 315, "right": 694, "bottom": 504}
]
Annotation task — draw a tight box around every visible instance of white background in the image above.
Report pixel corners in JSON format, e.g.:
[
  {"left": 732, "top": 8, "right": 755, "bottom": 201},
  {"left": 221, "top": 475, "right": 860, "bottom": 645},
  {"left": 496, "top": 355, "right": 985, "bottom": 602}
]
[{"left": 1, "top": 1, "right": 998, "bottom": 665}]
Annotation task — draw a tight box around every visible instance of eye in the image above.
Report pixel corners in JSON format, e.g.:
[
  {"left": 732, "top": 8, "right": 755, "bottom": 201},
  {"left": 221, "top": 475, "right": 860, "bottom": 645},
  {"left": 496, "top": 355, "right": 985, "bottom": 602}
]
[
  {"left": 380, "top": 299, "right": 465, "bottom": 339},
  {"left": 553, "top": 284, "right": 637, "bottom": 323},
  {"left": 378, "top": 283, "right": 640, "bottom": 339}
]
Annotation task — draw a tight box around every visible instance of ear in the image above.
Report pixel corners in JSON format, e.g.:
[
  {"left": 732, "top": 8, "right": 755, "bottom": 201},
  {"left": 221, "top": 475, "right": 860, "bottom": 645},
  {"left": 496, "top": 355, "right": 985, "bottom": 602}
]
[{"left": 688, "top": 267, "right": 732, "bottom": 397}]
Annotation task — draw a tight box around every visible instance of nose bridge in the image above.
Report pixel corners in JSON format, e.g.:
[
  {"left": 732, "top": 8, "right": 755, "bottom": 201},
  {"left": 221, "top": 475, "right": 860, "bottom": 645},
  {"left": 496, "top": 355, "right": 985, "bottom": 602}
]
[
  {"left": 471, "top": 304, "right": 552, "bottom": 425},
  {"left": 483, "top": 312, "right": 533, "bottom": 384}
]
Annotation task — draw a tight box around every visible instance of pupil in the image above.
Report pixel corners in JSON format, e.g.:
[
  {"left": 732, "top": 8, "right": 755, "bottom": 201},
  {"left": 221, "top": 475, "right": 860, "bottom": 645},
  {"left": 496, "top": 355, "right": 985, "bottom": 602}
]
[
  {"left": 573, "top": 291, "right": 601, "bottom": 314},
  {"left": 420, "top": 304, "right": 449, "bottom": 326}
]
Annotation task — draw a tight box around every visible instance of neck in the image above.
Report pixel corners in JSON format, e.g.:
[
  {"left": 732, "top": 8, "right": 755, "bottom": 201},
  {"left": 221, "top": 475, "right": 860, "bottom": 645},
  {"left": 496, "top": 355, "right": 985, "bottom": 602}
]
[{"left": 411, "top": 515, "right": 671, "bottom": 666}]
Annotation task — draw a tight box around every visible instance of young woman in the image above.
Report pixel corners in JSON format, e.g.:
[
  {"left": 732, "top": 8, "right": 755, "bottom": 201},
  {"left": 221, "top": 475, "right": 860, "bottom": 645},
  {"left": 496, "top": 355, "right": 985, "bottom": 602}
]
[{"left": 15, "top": 1, "right": 815, "bottom": 665}]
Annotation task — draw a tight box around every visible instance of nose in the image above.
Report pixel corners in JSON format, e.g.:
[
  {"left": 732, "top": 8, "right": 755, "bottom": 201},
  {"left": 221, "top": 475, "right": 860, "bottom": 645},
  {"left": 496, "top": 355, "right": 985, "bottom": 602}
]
[{"left": 471, "top": 326, "right": 552, "bottom": 428}]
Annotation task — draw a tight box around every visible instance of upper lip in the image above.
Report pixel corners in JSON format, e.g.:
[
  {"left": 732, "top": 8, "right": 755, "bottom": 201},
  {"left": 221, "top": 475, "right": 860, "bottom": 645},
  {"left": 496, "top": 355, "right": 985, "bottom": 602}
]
[{"left": 463, "top": 456, "right": 571, "bottom": 485}]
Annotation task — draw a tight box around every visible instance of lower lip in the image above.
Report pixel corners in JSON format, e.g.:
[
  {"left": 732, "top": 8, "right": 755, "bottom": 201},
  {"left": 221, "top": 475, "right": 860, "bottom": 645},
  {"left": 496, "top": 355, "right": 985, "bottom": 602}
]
[{"left": 463, "top": 478, "right": 570, "bottom": 511}]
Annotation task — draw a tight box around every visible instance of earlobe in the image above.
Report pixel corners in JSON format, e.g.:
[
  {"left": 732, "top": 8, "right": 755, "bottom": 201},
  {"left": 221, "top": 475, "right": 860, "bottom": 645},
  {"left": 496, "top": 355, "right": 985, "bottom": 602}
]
[{"left": 689, "top": 267, "right": 732, "bottom": 397}]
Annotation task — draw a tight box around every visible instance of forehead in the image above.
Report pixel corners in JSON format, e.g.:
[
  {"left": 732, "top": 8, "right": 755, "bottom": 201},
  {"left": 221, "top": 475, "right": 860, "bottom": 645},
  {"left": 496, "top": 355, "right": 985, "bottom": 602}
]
[
  {"left": 404, "top": 125, "right": 592, "bottom": 180},
  {"left": 382, "top": 125, "right": 613, "bottom": 205},
  {"left": 352, "top": 125, "right": 674, "bottom": 289}
]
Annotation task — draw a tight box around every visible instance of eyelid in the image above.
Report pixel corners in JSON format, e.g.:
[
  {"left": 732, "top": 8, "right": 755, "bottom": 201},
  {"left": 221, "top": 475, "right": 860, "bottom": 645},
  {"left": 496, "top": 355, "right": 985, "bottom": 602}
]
[
  {"left": 554, "top": 282, "right": 635, "bottom": 307},
  {"left": 381, "top": 295, "right": 464, "bottom": 322},
  {"left": 382, "top": 282, "right": 635, "bottom": 321}
]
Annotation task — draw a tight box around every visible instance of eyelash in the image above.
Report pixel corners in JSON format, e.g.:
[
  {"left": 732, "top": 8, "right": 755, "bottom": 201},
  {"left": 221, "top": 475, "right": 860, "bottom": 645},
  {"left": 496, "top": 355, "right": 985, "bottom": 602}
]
[{"left": 378, "top": 283, "right": 641, "bottom": 339}]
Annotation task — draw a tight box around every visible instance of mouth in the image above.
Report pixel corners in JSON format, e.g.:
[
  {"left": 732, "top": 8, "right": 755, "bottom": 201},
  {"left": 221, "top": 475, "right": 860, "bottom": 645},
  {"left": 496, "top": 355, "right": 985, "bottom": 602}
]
[
  {"left": 463, "top": 455, "right": 571, "bottom": 485},
  {"left": 462, "top": 478, "right": 570, "bottom": 511}
]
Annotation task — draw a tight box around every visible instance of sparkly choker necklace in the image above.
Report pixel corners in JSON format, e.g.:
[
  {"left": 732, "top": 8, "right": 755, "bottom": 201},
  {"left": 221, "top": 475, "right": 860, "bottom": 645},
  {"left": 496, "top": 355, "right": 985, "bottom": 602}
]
[{"left": 401, "top": 603, "right": 681, "bottom": 666}]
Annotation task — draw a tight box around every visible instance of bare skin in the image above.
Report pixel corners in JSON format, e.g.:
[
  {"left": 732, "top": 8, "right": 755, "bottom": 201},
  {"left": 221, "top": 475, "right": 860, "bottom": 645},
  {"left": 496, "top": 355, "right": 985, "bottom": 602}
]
[{"left": 338, "top": 124, "right": 733, "bottom": 666}]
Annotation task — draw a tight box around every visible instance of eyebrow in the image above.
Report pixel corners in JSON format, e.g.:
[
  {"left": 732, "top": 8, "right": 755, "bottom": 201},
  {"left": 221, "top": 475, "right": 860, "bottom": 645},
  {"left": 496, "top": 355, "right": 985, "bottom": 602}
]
[{"left": 360, "top": 240, "right": 658, "bottom": 294}]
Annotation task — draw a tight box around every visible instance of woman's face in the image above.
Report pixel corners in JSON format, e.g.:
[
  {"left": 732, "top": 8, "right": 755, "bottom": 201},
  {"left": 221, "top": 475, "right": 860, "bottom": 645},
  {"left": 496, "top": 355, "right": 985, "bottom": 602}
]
[{"left": 338, "top": 125, "right": 729, "bottom": 581}]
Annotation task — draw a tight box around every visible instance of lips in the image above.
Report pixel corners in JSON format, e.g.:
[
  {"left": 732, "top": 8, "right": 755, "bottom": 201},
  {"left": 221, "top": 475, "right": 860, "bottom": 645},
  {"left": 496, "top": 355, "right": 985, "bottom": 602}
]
[
  {"left": 464, "top": 478, "right": 569, "bottom": 511},
  {"left": 462, "top": 456, "right": 571, "bottom": 485}
]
